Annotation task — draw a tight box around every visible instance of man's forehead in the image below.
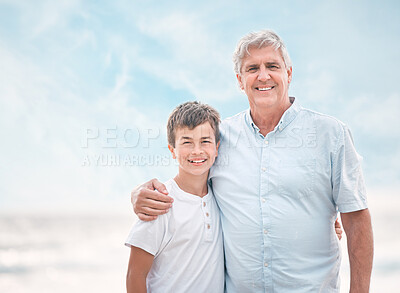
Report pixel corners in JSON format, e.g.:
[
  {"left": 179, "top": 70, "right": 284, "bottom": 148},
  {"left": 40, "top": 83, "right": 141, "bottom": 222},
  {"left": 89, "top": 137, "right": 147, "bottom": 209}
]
[{"left": 243, "top": 46, "right": 284, "bottom": 63}]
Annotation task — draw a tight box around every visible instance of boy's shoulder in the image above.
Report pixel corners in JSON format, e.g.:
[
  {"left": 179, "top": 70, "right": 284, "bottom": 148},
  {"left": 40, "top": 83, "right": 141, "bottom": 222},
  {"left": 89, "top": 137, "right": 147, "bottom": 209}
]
[
  {"left": 164, "top": 178, "right": 179, "bottom": 201},
  {"left": 165, "top": 178, "right": 214, "bottom": 201}
]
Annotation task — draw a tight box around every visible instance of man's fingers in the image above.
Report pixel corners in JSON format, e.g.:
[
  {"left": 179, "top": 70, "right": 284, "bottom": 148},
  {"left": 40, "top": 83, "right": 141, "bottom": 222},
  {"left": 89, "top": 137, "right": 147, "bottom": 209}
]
[
  {"left": 141, "top": 197, "right": 172, "bottom": 210},
  {"left": 335, "top": 229, "right": 343, "bottom": 240},
  {"left": 131, "top": 178, "right": 173, "bottom": 218},
  {"left": 139, "top": 188, "right": 173, "bottom": 204},
  {"left": 335, "top": 228, "right": 343, "bottom": 240},
  {"left": 148, "top": 178, "right": 169, "bottom": 195},
  {"left": 334, "top": 218, "right": 343, "bottom": 240},
  {"left": 137, "top": 213, "right": 158, "bottom": 221},
  {"left": 334, "top": 218, "right": 342, "bottom": 228},
  {"left": 141, "top": 206, "right": 169, "bottom": 216}
]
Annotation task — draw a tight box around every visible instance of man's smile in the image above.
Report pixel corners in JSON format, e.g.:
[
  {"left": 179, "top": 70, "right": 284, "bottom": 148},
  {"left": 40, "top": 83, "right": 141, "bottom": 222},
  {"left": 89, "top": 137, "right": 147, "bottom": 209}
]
[{"left": 255, "top": 86, "right": 274, "bottom": 91}]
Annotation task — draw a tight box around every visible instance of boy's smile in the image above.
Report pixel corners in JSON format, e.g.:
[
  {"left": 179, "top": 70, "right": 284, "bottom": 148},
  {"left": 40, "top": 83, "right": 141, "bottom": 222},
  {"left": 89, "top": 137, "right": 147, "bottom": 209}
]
[{"left": 169, "top": 122, "right": 219, "bottom": 180}]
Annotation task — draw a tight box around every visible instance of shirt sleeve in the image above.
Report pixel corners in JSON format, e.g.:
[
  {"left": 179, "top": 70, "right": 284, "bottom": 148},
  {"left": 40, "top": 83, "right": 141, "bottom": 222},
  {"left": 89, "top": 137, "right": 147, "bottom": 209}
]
[
  {"left": 125, "top": 214, "right": 172, "bottom": 256},
  {"left": 332, "top": 124, "right": 368, "bottom": 213}
]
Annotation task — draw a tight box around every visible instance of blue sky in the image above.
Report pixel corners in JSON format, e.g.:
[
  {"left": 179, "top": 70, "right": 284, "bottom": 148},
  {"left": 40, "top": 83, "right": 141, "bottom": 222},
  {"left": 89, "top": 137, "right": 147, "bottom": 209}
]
[{"left": 0, "top": 0, "right": 399, "bottom": 212}]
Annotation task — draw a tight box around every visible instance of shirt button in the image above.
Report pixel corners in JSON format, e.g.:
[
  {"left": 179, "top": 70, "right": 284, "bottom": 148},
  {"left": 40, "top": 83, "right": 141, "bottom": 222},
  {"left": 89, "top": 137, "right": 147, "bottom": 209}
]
[
  {"left": 203, "top": 202, "right": 206, "bottom": 207},
  {"left": 264, "top": 140, "right": 269, "bottom": 145},
  {"left": 206, "top": 213, "right": 209, "bottom": 217},
  {"left": 261, "top": 167, "right": 266, "bottom": 172},
  {"left": 264, "top": 229, "right": 268, "bottom": 234},
  {"left": 207, "top": 224, "right": 211, "bottom": 229},
  {"left": 262, "top": 198, "right": 266, "bottom": 203},
  {"left": 264, "top": 262, "right": 268, "bottom": 267}
]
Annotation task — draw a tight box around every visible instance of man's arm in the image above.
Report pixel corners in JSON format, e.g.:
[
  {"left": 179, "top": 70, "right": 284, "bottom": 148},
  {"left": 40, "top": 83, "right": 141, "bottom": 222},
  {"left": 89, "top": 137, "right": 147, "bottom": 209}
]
[
  {"left": 131, "top": 179, "right": 173, "bottom": 221},
  {"left": 341, "top": 208, "right": 373, "bottom": 293},
  {"left": 126, "top": 246, "right": 154, "bottom": 293}
]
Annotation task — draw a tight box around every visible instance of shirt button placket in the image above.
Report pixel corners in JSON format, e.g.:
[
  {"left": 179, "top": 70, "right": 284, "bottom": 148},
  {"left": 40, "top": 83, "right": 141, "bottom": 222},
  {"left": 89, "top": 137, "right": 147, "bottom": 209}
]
[
  {"left": 261, "top": 135, "right": 272, "bottom": 291},
  {"left": 202, "top": 199, "right": 212, "bottom": 241}
]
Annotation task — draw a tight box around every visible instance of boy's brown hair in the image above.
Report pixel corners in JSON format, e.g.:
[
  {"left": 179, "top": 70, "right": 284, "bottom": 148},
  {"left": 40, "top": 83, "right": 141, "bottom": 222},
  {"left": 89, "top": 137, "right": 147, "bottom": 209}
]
[{"left": 167, "top": 101, "right": 220, "bottom": 147}]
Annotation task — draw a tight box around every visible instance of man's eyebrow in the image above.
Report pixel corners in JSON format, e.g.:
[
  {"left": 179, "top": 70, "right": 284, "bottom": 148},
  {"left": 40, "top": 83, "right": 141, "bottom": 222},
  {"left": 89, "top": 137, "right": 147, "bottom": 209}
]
[
  {"left": 180, "top": 136, "right": 193, "bottom": 140},
  {"left": 265, "top": 61, "right": 280, "bottom": 65},
  {"left": 201, "top": 136, "right": 212, "bottom": 139},
  {"left": 244, "top": 63, "right": 259, "bottom": 68}
]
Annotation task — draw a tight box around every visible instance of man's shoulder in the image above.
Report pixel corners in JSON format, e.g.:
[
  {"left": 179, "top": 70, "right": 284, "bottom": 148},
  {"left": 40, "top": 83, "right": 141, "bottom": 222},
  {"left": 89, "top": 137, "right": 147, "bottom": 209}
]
[
  {"left": 221, "top": 110, "right": 247, "bottom": 125},
  {"left": 298, "top": 107, "right": 347, "bottom": 131}
]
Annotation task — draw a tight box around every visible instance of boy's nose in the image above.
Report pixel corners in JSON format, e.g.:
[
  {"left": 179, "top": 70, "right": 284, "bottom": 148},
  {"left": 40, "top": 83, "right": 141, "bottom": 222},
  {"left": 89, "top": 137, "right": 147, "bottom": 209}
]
[{"left": 191, "top": 144, "right": 203, "bottom": 154}]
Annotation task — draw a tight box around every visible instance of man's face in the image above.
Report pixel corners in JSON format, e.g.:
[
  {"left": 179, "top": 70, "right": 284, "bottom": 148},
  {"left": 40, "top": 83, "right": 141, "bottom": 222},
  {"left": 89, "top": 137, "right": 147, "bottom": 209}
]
[
  {"left": 168, "top": 122, "right": 219, "bottom": 178},
  {"left": 236, "top": 46, "right": 292, "bottom": 110}
]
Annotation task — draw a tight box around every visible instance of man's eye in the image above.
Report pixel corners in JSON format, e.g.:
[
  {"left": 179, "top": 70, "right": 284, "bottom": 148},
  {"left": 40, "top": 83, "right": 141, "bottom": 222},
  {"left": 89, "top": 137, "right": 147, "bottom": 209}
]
[
  {"left": 182, "top": 141, "right": 191, "bottom": 144},
  {"left": 247, "top": 67, "right": 257, "bottom": 72},
  {"left": 202, "top": 140, "right": 211, "bottom": 143},
  {"left": 269, "top": 65, "right": 279, "bottom": 69}
]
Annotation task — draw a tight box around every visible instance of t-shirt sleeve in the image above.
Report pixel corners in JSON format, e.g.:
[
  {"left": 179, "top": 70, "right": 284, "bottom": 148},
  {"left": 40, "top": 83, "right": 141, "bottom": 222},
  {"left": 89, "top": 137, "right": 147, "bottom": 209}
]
[
  {"left": 125, "top": 214, "right": 171, "bottom": 256},
  {"left": 332, "top": 124, "right": 368, "bottom": 213}
]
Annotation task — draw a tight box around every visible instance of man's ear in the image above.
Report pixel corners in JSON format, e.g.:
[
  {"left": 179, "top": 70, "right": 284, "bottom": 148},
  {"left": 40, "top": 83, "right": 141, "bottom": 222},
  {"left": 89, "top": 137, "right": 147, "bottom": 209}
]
[
  {"left": 236, "top": 74, "right": 244, "bottom": 90},
  {"left": 287, "top": 66, "right": 293, "bottom": 84},
  {"left": 215, "top": 141, "right": 220, "bottom": 157},
  {"left": 168, "top": 145, "right": 176, "bottom": 159}
]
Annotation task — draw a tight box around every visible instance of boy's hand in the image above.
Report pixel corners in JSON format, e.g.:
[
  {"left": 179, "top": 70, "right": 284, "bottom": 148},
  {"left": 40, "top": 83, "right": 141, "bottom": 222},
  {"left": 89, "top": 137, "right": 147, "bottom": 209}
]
[
  {"left": 335, "top": 218, "right": 343, "bottom": 240},
  {"left": 131, "top": 179, "right": 173, "bottom": 221}
]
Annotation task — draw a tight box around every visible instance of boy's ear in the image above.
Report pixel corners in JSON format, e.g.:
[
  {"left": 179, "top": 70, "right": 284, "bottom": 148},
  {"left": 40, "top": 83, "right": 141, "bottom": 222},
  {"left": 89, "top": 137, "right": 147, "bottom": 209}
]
[
  {"left": 168, "top": 144, "right": 176, "bottom": 159},
  {"left": 216, "top": 141, "right": 220, "bottom": 157}
]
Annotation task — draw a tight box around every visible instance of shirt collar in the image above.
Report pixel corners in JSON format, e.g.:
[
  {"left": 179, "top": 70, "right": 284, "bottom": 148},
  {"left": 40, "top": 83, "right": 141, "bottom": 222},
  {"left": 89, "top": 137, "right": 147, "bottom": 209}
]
[{"left": 244, "top": 97, "right": 301, "bottom": 135}]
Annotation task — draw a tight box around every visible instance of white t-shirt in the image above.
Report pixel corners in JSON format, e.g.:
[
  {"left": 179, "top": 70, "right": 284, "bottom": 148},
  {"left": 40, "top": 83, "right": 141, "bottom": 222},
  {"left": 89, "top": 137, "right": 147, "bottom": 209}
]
[{"left": 125, "top": 179, "right": 224, "bottom": 293}]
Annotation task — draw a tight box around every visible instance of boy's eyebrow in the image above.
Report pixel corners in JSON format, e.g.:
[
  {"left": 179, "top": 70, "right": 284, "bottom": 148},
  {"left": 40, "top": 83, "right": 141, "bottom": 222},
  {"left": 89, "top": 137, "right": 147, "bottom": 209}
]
[{"left": 179, "top": 136, "right": 213, "bottom": 140}]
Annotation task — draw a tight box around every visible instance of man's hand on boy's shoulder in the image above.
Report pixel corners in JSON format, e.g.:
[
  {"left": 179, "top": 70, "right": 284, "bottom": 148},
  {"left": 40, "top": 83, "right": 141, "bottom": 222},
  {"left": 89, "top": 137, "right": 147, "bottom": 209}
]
[{"left": 131, "top": 178, "right": 174, "bottom": 221}]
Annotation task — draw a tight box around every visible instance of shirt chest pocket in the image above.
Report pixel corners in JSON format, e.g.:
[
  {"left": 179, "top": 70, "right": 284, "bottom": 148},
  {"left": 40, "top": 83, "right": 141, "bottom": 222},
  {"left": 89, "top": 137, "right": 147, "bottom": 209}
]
[{"left": 278, "top": 159, "right": 316, "bottom": 199}]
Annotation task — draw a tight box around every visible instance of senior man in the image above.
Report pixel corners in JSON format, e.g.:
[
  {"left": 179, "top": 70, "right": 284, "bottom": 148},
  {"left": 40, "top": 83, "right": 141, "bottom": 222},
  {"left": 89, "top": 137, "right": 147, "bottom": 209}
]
[{"left": 131, "top": 30, "right": 373, "bottom": 292}]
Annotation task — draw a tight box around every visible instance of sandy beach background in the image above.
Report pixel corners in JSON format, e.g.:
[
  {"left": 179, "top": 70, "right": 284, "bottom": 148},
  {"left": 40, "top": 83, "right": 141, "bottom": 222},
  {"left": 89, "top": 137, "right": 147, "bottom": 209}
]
[{"left": 1, "top": 192, "right": 399, "bottom": 292}]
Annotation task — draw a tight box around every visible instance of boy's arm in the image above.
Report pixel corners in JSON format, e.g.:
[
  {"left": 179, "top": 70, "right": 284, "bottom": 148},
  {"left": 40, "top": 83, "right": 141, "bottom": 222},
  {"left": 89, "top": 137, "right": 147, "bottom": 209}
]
[{"left": 126, "top": 246, "right": 154, "bottom": 293}]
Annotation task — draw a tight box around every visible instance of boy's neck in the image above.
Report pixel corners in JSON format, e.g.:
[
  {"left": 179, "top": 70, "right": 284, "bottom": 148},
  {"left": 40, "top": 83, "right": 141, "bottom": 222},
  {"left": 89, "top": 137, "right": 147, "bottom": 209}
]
[{"left": 174, "top": 171, "right": 209, "bottom": 197}]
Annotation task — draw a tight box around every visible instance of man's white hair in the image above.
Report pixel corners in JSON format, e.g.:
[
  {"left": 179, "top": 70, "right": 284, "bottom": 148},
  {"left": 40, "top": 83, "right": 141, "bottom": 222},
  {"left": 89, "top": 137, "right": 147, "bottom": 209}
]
[{"left": 233, "top": 29, "right": 292, "bottom": 75}]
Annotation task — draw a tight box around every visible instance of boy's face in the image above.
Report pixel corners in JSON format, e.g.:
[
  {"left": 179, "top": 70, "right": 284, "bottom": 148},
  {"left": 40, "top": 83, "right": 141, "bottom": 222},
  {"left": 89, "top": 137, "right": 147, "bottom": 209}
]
[{"left": 168, "top": 122, "right": 219, "bottom": 177}]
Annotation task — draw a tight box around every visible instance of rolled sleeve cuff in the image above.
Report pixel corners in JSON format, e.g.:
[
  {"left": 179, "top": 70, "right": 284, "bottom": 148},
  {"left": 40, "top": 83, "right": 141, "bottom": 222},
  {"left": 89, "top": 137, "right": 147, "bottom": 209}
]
[{"left": 338, "top": 199, "right": 368, "bottom": 213}]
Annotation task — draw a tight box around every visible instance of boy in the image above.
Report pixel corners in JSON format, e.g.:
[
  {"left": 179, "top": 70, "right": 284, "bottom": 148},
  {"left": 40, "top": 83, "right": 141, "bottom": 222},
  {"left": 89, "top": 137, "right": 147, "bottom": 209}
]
[{"left": 125, "top": 101, "right": 224, "bottom": 293}]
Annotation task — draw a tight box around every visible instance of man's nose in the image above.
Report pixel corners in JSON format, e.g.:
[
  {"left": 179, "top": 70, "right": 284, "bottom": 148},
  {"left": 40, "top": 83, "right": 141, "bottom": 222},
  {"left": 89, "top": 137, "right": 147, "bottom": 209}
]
[{"left": 258, "top": 67, "right": 270, "bottom": 81}]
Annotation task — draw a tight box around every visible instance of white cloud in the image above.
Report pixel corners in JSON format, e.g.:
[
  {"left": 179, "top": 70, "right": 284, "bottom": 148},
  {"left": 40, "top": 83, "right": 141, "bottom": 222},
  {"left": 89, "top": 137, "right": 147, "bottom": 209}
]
[
  {"left": 344, "top": 93, "right": 400, "bottom": 137},
  {"left": 0, "top": 37, "right": 171, "bottom": 212},
  {"left": 130, "top": 10, "right": 238, "bottom": 102},
  {"left": 1, "top": 0, "right": 399, "bottom": 212}
]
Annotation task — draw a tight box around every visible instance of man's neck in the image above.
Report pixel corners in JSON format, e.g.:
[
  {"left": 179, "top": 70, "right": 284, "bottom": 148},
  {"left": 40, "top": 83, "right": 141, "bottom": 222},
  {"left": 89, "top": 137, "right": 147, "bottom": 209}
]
[
  {"left": 250, "top": 99, "right": 293, "bottom": 136},
  {"left": 174, "top": 171, "right": 209, "bottom": 197}
]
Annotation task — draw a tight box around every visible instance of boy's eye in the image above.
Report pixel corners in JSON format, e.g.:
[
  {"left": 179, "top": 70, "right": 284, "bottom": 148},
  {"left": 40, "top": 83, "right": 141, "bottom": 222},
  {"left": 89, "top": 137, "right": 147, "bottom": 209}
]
[
  {"left": 182, "top": 141, "right": 191, "bottom": 145},
  {"left": 202, "top": 140, "right": 211, "bottom": 144},
  {"left": 247, "top": 67, "right": 258, "bottom": 72}
]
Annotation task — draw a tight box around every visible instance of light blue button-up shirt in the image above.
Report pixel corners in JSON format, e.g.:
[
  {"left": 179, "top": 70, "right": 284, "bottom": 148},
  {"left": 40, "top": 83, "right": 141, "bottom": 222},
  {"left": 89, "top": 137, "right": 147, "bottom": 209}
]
[{"left": 209, "top": 98, "right": 367, "bottom": 292}]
